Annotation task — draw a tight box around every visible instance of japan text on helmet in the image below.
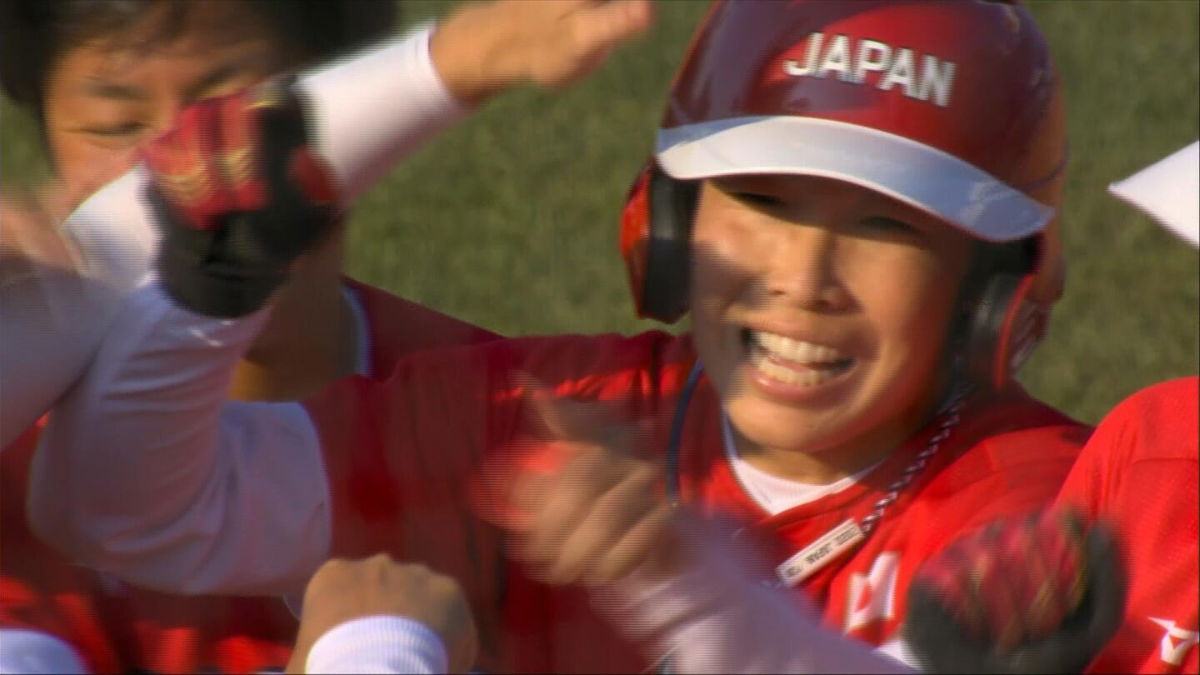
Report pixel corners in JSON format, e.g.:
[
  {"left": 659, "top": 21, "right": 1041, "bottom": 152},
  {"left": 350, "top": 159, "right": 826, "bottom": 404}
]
[{"left": 620, "top": 0, "right": 1067, "bottom": 391}]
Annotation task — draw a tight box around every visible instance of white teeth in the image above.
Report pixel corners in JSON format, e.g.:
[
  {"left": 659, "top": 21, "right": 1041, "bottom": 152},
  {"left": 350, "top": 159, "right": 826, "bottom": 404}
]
[
  {"left": 750, "top": 352, "right": 831, "bottom": 387},
  {"left": 748, "top": 331, "right": 849, "bottom": 388},
  {"left": 753, "top": 331, "right": 844, "bottom": 364}
]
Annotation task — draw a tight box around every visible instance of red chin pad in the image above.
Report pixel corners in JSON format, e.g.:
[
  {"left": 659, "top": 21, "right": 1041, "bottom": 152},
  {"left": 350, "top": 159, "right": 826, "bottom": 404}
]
[
  {"left": 619, "top": 165, "right": 654, "bottom": 319},
  {"left": 992, "top": 273, "right": 1041, "bottom": 390}
]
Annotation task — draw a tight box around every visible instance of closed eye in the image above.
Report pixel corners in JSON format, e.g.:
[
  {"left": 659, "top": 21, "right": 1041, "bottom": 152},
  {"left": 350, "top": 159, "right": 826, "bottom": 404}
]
[
  {"left": 731, "top": 192, "right": 785, "bottom": 209},
  {"left": 82, "top": 122, "right": 148, "bottom": 137},
  {"left": 859, "top": 216, "right": 918, "bottom": 235}
]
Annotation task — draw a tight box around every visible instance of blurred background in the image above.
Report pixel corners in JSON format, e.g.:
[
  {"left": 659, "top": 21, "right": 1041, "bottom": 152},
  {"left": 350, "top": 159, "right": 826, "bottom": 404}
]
[{"left": 2, "top": 0, "right": 1196, "bottom": 423}]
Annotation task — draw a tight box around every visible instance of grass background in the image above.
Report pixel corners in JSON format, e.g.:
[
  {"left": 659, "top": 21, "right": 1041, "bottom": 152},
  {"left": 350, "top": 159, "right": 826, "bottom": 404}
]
[{"left": 3, "top": 0, "right": 1197, "bottom": 424}]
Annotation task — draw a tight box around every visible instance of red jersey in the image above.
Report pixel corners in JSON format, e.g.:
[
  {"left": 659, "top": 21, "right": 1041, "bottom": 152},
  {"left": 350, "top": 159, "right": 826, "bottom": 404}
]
[
  {"left": 304, "top": 330, "right": 1089, "bottom": 672},
  {"left": 0, "top": 281, "right": 498, "bottom": 673},
  {"left": 1054, "top": 377, "right": 1200, "bottom": 674},
  {"left": 1, "top": 420, "right": 297, "bottom": 674}
]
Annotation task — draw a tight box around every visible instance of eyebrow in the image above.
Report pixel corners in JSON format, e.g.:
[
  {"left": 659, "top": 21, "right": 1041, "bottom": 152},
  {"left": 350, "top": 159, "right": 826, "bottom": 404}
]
[
  {"left": 183, "top": 62, "right": 241, "bottom": 102},
  {"left": 81, "top": 78, "right": 148, "bottom": 101},
  {"left": 79, "top": 61, "right": 249, "bottom": 105}
]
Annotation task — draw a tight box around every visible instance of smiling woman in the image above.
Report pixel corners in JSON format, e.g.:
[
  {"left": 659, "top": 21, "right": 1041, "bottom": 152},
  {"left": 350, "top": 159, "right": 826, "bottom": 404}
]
[
  {"left": 18, "top": 1, "right": 1098, "bottom": 673},
  {"left": 689, "top": 175, "right": 976, "bottom": 483}
]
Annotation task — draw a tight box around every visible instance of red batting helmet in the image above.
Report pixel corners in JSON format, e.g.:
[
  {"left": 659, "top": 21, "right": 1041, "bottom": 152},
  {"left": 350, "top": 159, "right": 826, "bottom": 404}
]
[{"left": 620, "top": 0, "right": 1067, "bottom": 391}]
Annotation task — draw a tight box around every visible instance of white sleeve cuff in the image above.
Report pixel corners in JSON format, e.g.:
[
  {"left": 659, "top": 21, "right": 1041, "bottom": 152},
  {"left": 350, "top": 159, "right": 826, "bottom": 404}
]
[
  {"left": 0, "top": 630, "right": 89, "bottom": 674},
  {"left": 301, "top": 23, "right": 470, "bottom": 203},
  {"left": 306, "top": 615, "right": 448, "bottom": 675}
]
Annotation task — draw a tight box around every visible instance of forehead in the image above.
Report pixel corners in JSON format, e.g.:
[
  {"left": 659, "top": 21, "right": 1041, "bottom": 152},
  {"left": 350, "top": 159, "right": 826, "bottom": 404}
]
[
  {"left": 710, "top": 173, "right": 965, "bottom": 234},
  {"left": 51, "top": 2, "right": 290, "bottom": 94},
  {"left": 714, "top": 174, "right": 915, "bottom": 209}
]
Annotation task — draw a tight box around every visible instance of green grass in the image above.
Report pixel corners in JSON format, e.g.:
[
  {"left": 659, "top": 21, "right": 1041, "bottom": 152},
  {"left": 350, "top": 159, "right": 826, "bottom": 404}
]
[{"left": 3, "top": 0, "right": 1197, "bottom": 423}]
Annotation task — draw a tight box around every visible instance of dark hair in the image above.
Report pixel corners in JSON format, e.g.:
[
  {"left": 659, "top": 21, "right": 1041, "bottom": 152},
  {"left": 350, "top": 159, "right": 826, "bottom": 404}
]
[{"left": 0, "top": 0, "right": 397, "bottom": 113}]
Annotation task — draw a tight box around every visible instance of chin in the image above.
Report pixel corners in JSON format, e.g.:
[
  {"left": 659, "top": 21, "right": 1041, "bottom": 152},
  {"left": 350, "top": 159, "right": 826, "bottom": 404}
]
[{"left": 725, "top": 395, "right": 839, "bottom": 455}]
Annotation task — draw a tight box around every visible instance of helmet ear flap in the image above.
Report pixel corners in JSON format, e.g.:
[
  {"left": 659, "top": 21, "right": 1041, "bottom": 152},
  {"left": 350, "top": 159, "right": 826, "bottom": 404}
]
[
  {"left": 963, "top": 273, "right": 1044, "bottom": 391},
  {"left": 619, "top": 162, "right": 698, "bottom": 323}
]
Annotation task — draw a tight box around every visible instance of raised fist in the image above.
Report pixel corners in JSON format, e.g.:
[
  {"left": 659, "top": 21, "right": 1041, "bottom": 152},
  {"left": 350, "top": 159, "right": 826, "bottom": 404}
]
[
  {"left": 142, "top": 76, "right": 340, "bottom": 318},
  {"left": 289, "top": 554, "right": 478, "bottom": 673}
]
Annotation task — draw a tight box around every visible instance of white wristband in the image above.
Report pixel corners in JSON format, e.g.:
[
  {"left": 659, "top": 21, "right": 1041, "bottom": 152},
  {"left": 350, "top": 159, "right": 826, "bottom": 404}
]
[
  {"left": 306, "top": 615, "right": 449, "bottom": 675},
  {"left": 301, "top": 23, "right": 469, "bottom": 203}
]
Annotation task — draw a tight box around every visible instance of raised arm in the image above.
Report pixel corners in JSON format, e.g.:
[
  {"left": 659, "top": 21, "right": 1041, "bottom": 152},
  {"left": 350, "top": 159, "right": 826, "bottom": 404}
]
[{"left": 28, "top": 1, "right": 652, "bottom": 596}]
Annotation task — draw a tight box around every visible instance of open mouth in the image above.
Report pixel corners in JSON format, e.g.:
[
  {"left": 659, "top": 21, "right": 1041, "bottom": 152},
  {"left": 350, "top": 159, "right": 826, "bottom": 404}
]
[{"left": 742, "top": 328, "right": 855, "bottom": 388}]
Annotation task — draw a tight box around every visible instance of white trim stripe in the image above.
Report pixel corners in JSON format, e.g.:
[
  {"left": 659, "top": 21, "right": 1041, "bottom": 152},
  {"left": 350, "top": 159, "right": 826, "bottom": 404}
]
[{"left": 656, "top": 116, "right": 1054, "bottom": 242}]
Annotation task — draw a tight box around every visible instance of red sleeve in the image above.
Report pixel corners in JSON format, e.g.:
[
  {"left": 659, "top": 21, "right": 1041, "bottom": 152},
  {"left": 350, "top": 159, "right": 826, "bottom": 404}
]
[{"left": 1056, "top": 377, "right": 1199, "bottom": 674}]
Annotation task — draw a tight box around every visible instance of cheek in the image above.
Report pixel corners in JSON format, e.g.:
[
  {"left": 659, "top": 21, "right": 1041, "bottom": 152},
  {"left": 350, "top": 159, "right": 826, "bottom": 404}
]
[
  {"left": 853, "top": 249, "right": 962, "bottom": 365},
  {"left": 47, "top": 130, "right": 138, "bottom": 200},
  {"left": 688, "top": 207, "right": 766, "bottom": 312}
]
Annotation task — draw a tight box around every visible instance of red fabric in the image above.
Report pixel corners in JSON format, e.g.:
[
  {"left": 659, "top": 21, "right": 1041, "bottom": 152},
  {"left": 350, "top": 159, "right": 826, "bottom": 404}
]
[
  {"left": 1, "top": 420, "right": 296, "bottom": 674},
  {"left": 1055, "top": 377, "right": 1200, "bottom": 674},
  {"left": 304, "top": 330, "right": 1089, "bottom": 672}
]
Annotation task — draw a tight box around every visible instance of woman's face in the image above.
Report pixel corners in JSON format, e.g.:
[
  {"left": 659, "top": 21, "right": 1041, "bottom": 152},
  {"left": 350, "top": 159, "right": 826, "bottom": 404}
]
[
  {"left": 689, "top": 174, "right": 974, "bottom": 471},
  {"left": 42, "top": 2, "right": 295, "bottom": 199}
]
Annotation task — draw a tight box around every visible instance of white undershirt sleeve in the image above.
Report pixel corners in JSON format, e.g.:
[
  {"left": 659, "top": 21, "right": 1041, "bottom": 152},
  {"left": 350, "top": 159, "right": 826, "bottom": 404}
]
[
  {"left": 29, "top": 279, "right": 331, "bottom": 596},
  {"left": 306, "top": 616, "right": 448, "bottom": 675},
  {"left": 595, "top": 526, "right": 917, "bottom": 674},
  {"left": 0, "top": 629, "right": 89, "bottom": 674},
  {"left": 1, "top": 169, "right": 157, "bottom": 448}
]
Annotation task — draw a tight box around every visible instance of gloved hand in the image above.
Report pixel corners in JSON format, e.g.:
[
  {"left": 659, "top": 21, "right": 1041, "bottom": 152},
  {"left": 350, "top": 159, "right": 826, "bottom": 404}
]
[
  {"left": 142, "top": 76, "right": 340, "bottom": 318},
  {"left": 904, "top": 509, "right": 1126, "bottom": 674}
]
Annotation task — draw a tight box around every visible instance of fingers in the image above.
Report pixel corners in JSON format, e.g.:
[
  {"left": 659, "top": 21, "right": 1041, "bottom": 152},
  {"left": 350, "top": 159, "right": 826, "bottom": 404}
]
[
  {"left": 508, "top": 437, "right": 675, "bottom": 586},
  {"left": 536, "top": 453, "right": 661, "bottom": 583},
  {"left": 566, "top": 0, "right": 654, "bottom": 56},
  {"left": 588, "top": 497, "right": 675, "bottom": 584},
  {"left": 431, "top": 0, "right": 654, "bottom": 102}
]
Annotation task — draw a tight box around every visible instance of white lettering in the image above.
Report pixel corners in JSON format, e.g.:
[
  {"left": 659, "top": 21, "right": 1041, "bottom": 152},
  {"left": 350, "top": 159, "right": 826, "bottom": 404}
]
[
  {"left": 818, "top": 34, "right": 853, "bottom": 82},
  {"left": 853, "top": 40, "right": 891, "bottom": 84},
  {"left": 918, "top": 55, "right": 957, "bottom": 107},
  {"left": 1150, "top": 618, "right": 1200, "bottom": 666},
  {"left": 781, "top": 34, "right": 955, "bottom": 108},
  {"left": 878, "top": 48, "right": 916, "bottom": 98},
  {"left": 784, "top": 32, "right": 824, "bottom": 76}
]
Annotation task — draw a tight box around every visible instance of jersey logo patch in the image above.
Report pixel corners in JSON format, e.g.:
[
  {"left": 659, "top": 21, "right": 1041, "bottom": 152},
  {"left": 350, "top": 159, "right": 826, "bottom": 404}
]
[
  {"left": 1150, "top": 617, "right": 1199, "bottom": 666},
  {"left": 845, "top": 552, "right": 900, "bottom": 633}
]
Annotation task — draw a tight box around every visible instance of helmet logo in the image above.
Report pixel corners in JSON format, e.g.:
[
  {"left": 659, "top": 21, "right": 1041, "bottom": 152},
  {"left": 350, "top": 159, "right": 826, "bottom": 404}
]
[{"left": 782, "top": 33, "right": 957, "bottom": 108}]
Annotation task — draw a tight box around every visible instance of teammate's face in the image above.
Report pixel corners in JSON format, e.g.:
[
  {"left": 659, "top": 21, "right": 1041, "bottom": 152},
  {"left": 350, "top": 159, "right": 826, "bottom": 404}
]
[
  {"left": 689, "top": 175, "right": 973, "bottom": 480},
  {"left": 43, "top": 2, "right": 295, "bottom": 200}
]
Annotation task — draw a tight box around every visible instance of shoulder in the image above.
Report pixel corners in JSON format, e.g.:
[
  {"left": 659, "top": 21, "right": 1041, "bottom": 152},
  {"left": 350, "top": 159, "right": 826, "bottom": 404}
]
[
  {"left": 949, "top": 387, "right": 1090, "bottom": 473},
  {"left": 1087, "top": 376, "right": 1199, "bottom": 463},
  {"left": 910, "top": 389, "right": 1089, "bottom": 528}
]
